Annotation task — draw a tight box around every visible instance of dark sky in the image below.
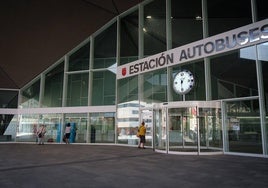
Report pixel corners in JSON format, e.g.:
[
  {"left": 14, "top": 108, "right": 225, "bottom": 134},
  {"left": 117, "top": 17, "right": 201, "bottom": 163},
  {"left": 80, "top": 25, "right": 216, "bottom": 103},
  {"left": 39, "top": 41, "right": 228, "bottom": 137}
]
[{"left": 0, "top": 0, "right": 142, "bottom": 89}]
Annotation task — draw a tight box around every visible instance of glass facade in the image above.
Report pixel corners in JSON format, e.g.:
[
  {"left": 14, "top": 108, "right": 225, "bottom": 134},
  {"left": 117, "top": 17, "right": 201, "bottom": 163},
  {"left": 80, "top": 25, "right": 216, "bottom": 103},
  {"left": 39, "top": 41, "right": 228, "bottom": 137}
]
[
  {"left": 144, "top": 0, "right": 166, "bottom": 56},
  {"left": 0, "top": 90, "right": 18, "bottom": 108},
  {"left": 117, "top": 76, "right": 138, "bottom": 104},
  {"left": 120, "top": 10, "right": 139, "bottom": 65},
  {"left": 211, "top": 49, "right": 258, "bottom": 100},
  {"left": 225, "top": 99, "right": 262, "bottom": 154},
  {"left": 65, "top": 113, "right": 88, "bottom": 143},
  {"left": 92, "top": 71, "right": 116, "bottom": 106},
  {"left": 171, "top": 0, "right": 203, "bottom": 48},
  {"left": 207, "top": 0, "right": 252, "bottom": 36},
  {"left": 69, "top": 42, "right": 90, "bottom": 71},
  {"left": 67, "top": 73, "right": 89, "bottom": 106},
  {"left": 1, "top": 0, "right": 268, "bottom": 157},
  {"left": 43, "top": 62, "right": 64, "bottom": 107},
  {"left": 142, "top": 69, "right": 167, "bottom": 104},
  {"left": 90, "top": 112, "right": 115, "bottom": 143},
  {"left": 20, "top": 79, "right": 40, "bottom": 108},
  {"left": 0, "top": 90, "right": 18, "bottom": 138}
]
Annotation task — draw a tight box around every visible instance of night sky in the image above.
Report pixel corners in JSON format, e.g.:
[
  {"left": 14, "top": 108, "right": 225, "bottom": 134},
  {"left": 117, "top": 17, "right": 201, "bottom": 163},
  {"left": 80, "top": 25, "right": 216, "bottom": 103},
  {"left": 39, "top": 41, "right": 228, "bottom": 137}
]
[{"left": 0, "top": 0, "right": 142, "bottom": 89}]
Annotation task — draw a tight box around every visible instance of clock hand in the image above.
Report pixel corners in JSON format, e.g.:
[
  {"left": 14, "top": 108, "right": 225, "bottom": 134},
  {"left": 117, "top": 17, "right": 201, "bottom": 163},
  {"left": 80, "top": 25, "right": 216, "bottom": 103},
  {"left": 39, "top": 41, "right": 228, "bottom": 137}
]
[{"left": 181, "top": 76, "right": 185, "bottom": 85}]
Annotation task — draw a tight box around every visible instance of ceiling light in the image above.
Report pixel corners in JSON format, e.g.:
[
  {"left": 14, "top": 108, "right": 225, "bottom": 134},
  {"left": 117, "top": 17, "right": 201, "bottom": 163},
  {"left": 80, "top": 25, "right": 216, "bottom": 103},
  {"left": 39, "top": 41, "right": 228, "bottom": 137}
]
[
  {"left": 146, "top": 15, "right": 152, "bottom": 19},
  {"left": 195, "top": 16, "right": 202, "bottom": 21}
]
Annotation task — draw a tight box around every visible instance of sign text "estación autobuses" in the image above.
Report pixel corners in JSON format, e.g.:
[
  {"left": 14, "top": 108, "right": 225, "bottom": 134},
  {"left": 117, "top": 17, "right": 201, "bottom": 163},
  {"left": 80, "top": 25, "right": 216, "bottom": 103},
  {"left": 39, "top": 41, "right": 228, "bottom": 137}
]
[{"left": 117, "top": 19, "right": 268, "bottom": 79}]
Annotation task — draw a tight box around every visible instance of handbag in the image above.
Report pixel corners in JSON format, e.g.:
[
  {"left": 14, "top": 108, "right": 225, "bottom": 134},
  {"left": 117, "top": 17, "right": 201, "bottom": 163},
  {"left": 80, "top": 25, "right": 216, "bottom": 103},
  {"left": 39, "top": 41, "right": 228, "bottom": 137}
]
[
  {"left": 38, "top": 126, "right": 44, "bottom": 138},
  {"left": 38, "top": 133, "right": 42, "bottom": 138},
  {"left": 136, "top": 127, "right": 140, "bottom": 137},
  {"left": 62, "top": 135, "right": 66, "bottom": 142}
]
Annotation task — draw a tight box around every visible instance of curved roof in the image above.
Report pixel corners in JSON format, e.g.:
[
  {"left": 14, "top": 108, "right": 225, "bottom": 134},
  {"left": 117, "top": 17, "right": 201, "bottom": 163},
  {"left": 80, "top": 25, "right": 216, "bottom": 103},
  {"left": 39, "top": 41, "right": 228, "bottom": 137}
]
[{"left": 0, "top": 0, "right": 143, "bottom": 89}]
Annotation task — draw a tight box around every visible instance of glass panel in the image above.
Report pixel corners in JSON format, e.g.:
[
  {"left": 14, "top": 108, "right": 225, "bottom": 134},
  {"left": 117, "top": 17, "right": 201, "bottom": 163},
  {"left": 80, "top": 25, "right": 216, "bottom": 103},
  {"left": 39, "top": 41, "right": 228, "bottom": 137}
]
[
  {"left": 92, "top": 71, "right": 116, "bottom": 106},
  {"left": 211, "top": 49, "right": 258, "bottom": 100},
  {"left": 154, "top": 108, "right": 167, "bottom": 150},
  {"left": 40, "top": 114, "right": 62, "bottom": 143},
  {"left": 171, "top": 0, "right": 202, "bottom": 48},
  {"left": 258, "top": 42, "right": 268, "bottom": 153},
  {"left": 256, "top": 0, "right": 268, "bottom": 21},
  {"left": 144, "top": 0, "right": 166, "bottom": 56},
  {"left": 66, "top": 73, "right": 88, "bottom": 106},
  {"left": 16, "top": 114, "right": 39, "bottom": 142},
  {"left": 170, "top": 61, "right": 205, "bottom": 101},
  {"left": 69, "top": 42, "right": 90, "bottom": 71},
  {"left": 43, "top": 62, "right": 64, "bottom": 107},
  {"left": 0, "top": 90, "right": 18, "bottom": 108},
  {"left": 169, "top": 107, "right": 198, "bottom": 152},
  {"left": 117, "top": 102, "right": 140, "bottom": 145},
  {"left": 120, "top": 10, "right": 139, "bottom": 65},
  {"left": 141, "top": 109, "right": 153, "bottom": 147},
  {"left": 207, "top": 0, "right": 252, "bottom": 36},
  {"left": 90, "top": 112, "right": 115, "bottom": 143},
  {"left": 94, "top": 57, "right": 116, "bottom": 70},
  {"left": 168, "top": 108, "right": 185, "bottom": 150},
  {"left": 142, "top": 69, "right": 167, "bottom": 105},
  {"left": 93, "top": 23, "right": 117, "bottom": 69},
  {"left": 20, "top": 80, "right": 40, "bottom": 108},
  {"left": 0, "top": 90, "right": 17, "bottom": 139},
  {"left": 0, "top": 114, "right": 14, "bottom": 135},
  {"left": 199, "top": 108, "right": 222, "bottom": 149},
  {"left": 65, "top": 113, "right": 88, "bottom": 143},
  {"left": 1, "top": 115, "right": 17, "bottom": 141},
  {"left": 0, "top": 114, "right": 14, "bottom": 139},
  {"left": 117, "top": 76, "right": 138, "bottom": 104},
  {"left": 258, "top": 43, "right": 268, "bottom": 114},
  {"left": 226, "top": 99, "right": 262, "bottom": 154}
]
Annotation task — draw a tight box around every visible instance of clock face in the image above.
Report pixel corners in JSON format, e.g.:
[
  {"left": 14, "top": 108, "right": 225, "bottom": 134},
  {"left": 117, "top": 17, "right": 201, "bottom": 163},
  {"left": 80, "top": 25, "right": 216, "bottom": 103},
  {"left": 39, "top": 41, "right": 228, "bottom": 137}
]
[{"left": 173, "top": 70, "right": 195, "bottom": 95}]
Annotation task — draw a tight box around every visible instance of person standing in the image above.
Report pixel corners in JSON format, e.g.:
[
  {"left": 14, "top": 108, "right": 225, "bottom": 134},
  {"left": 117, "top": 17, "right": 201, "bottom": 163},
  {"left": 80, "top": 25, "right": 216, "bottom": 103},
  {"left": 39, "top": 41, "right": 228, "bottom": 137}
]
[
  {"left": 37, "top": 125, "right": 46, "bottom": 145},
  {"left": 137, "top": 122, "right": 146, "bottom": 149},
  {"left": 64, "top": 123, "right": 71, "bottom": 144},
  {"left": 33, "top": 124, "right": 38, "bottom": 143}
]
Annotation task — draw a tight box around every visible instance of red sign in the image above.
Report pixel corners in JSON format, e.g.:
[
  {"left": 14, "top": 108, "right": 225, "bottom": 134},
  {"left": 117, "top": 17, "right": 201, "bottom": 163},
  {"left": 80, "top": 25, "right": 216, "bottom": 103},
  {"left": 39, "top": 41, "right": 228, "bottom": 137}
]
[{"left": 122, "top": 67, "right": 127, "bottom": 76}]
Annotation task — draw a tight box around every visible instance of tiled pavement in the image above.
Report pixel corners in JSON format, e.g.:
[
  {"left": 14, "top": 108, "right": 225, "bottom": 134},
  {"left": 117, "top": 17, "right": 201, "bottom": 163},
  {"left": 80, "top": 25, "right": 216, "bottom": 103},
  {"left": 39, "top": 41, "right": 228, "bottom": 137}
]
[{"left": 0, "top": 143, "right": 268, "bottom": 188}]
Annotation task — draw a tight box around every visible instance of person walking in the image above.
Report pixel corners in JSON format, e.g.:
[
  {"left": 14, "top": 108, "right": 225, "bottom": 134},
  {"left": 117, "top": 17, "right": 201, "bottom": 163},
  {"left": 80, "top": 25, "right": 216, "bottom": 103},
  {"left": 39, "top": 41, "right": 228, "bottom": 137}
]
[
  {"left": 37, "top": 125, "right": 46, "bottom": 145},
  {"left": 137, "top": 121, "right": 146, "bottom": 149},
  {"left": 64, "top": 123, "right": 71, "bottom": 144}
]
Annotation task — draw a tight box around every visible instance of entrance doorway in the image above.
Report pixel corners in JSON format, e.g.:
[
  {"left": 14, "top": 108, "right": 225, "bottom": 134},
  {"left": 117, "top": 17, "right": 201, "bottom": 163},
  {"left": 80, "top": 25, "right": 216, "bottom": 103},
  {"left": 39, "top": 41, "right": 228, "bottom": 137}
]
[
  {"left": 140, "top": 109, "right": 153, "bottom": 147},
  {"left": 152, "top": 101, "right": 223, "bottom": 155}
]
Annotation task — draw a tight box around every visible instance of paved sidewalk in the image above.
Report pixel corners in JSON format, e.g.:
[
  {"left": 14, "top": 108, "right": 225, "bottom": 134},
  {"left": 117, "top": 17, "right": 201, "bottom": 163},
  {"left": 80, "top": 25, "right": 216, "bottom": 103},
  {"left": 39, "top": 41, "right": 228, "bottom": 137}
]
[{"left": 0, "top": 143, "right": 268, "bottom": 188}]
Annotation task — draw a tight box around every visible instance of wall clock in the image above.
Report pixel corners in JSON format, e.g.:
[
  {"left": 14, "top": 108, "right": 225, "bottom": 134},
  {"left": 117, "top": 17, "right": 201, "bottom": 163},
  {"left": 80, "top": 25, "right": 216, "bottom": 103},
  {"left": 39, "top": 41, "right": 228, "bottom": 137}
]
[{"left": 173, "top": 70, "right": 195, "bottom": 95}]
